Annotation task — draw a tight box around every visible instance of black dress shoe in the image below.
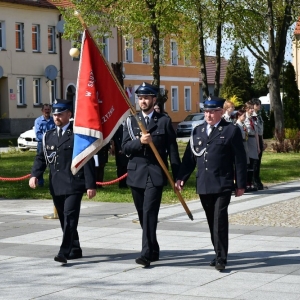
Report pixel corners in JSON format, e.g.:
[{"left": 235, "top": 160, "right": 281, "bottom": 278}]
[
  {"left": 209, "top": 258, "right": 216, "bottom": 266},
  {"left": 215, "top": 258, "right": 226, "bottom": 271},
  {"left": 68, "top": 251, "right": 82, "bottom": 260},
  {"left": 54, "top": 254, "right": 67, "bottom": 264},
  {"left": 150, "top": 252, "right": 159, "bottom": 262},
  {"left": 135, "top": 256, "right": 150, "bottom": 267}
]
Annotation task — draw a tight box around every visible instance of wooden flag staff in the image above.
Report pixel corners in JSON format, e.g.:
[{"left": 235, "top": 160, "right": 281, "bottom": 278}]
[{"left": 74, "top": 11, "right": 193, "bottom": 221}]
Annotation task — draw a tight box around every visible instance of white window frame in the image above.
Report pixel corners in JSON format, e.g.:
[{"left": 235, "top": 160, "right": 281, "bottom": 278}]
[
  {"left": 33, "top": 78, "right": 41, "bottom": 105},
  {"left": 17, "top": 78, "right": 25, "bottom": 105},
  {"left": 15, "top": 22, "right": 24, "bottom": 51},
  {"left": 142, "top": 38, "right": 150, "bottom": 63},
  {"left": 159, "top": 39, "right": 165, "bottom": 64},
  {"left": 49, "top": 79, "right": 57, "bottom": 104},
  {"left": 171, "top": 86, "right": 178, "bottom": 111},
  {"left": 184, "top": 86, "right": 191, "bottom": 111},
  {"left": 101, "top": 36, "right": 109, "bottom": 61},
  {"left": 125, "top": 37, "right": 133, "bottom": 62},
  {"left": 48, "top": 26, "right": 56, "bottom": 53},
  {"left": 171, "top": 41, "right": 178, "bottom": 65},
  {"left": 0, "top": 21, "right": 6, "bottom": 50},
  {"left": 32, "top": 24, "right": 40, "bottom": 52}
]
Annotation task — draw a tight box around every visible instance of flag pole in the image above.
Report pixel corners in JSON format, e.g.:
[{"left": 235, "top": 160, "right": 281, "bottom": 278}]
[{"left": 74, "top": 12, "right": 193, "bottom": 221}]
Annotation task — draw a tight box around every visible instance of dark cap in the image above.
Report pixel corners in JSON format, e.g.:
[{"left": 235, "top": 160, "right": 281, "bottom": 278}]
[
  {"left": 135, "top": 82, "right": 159, "bottom": 97},
  {"left": 204, "top": 96, "right": 225, "bottom": 111},
  {"left": 52, "top": 99, "right": 73, "bottom": 114}
]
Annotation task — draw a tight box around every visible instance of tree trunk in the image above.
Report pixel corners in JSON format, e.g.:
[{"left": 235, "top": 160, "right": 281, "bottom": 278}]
[
  {"left": 197, "top": 4, "right": 209, "bottom": 100},
  {"left": 214, "top": 2, "right": 222, "bottom": 97},
  {"left": 267, "top": 0, "right": 284, "bottom": 135}
]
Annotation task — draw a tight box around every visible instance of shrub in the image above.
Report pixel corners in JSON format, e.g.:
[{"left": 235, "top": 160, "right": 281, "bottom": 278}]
[{"left": 271, "top": 129, "right": 291, "bottom": 153}]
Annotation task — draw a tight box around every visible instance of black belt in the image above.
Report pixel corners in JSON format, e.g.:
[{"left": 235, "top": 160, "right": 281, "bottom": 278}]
[{"left": 248, "top": 135, "right": 255, "bottom": 138}]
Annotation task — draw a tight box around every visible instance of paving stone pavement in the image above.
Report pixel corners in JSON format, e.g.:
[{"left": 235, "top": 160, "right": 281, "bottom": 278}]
[{"left": 1, "top": 180, "right": 300, "bottom": 300}]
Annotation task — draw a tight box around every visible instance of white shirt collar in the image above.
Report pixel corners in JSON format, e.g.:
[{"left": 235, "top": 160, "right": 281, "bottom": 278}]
[
  {"left": 142, "top": 110, "right": 154, "bottom": 120},
  {"left": 58, "top": 122, "right": 70, "bottom": 135}
]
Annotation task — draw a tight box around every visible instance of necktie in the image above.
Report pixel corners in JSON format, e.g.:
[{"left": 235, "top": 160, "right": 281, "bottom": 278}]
[
  {"left": 145, "top": 116, "right": 149, "bottom": 129},
  {"left": 58, "top": 128, "right": 63, "bottom": 141},
  {"left": 209, "top": 125, "right": 215, "bottom": 136}
]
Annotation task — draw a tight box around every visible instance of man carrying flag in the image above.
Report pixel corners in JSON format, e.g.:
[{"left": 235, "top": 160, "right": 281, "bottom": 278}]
[{"left": 122, "top": 82, "right": 181, "bottom": 267}]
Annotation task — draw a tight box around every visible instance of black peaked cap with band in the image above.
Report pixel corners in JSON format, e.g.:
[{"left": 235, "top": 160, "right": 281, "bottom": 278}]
[
  {"left": 203, "top": 96, "right": 226, "bottom": 111},
  {"left": 135, "top": 82, "right": 159, "bottom": 96},
  {"left": 52, "top": 99, "right": 73, "bottom": 114}
]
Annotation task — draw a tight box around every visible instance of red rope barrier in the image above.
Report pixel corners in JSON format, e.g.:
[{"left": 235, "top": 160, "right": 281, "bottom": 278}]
[
  {"left": 0, "top": 173, "right": 128, "bottom": 185},
  {"left": 96, "top": 173, "right": 127, "bottom": 186},
  {"left": 0, "top": 174, "right": 31, "bottom": 181}
]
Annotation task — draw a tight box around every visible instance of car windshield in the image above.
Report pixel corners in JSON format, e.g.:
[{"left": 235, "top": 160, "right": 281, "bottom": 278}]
[{"left": 184, "top": 114, "right": 205, "bottom": 121}]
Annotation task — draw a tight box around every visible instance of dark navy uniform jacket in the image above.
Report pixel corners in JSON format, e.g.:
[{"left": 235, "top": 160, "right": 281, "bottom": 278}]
[
  {"left": 122, "top": 111, "right": 181, "bottom": 188},
  {"left": 31, "top": 123, "right": 96, "bottom": 196},
  {"left": 177, "top": 119, "right": 247, "bottom": 194}
]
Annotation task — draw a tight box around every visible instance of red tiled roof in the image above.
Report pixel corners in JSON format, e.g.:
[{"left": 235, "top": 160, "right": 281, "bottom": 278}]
[
  {"left": 199, "top": 56, "right": 228, "bottom": 85},
  {"left": 0, "top": 0, "right": 72, "bottom": 9},
  {"left": 295, "top": 17, "right": 300, "bottom": 35}
]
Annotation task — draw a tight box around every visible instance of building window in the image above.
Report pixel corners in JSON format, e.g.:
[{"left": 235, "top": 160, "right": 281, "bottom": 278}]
[
  {"left": 17, "top": 78, "right": 25, "bottom": 105},
  {"left": 125, "top": 37, "right": 133, "bottom": 62},
  {"left": 33, "top": 78, "right": 41, "bottom": 105},
  {"left": 159, "top": 40, "right": 165, "bottom": 64},
  {"left": 184, "top": 54, "right": 191, "bottom": 66},
  {"left": 0, "top": 21, "right": 6, "bottom": 50},
  {"left": 142, "top": 38, "right": 150, "bottom": 63},
  {"left": 171, "top": 87, "right": 178, "bottom": 111},
  {"left": 184, "top": 87, "right": 191, "bottom": 111},
  {"left": 15, "top": 23, "right": 24, "bottom": 51},
  {"left": 171, "top": 41, "right": 178, "bottom": 65},
  {"left": 101, "top": 36, "right": 109, "bottom": 61},
  {"left": 49, "top": 79, "right": 57, "bottom": 104},
  {"left": 48, "top": 26, "right": 56, "bottom": 53},
  {"left": 32, "top": 25, "right": 40, "bottom": 52}
]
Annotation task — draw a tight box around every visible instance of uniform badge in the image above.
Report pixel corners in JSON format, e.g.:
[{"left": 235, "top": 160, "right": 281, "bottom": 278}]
[
  {"left": 218, "top": 126, "right": 223, "bottom": 131},
  {"left": 201, "top": 128, "right": 205, "bottom": 132},
  {"left": 195, "top": 147, "right": 199, "bottom": 152},
  {"left": 198, "top": 141, "right": 202, "bottom": 146},
  {"left": 51, "top": 146, "right": 54, "bottom": 150}
]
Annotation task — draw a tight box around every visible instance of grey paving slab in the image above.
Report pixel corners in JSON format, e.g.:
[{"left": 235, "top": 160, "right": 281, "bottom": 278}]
[{"left": 0, "top": 180, "right": 300, "bottom": 299}]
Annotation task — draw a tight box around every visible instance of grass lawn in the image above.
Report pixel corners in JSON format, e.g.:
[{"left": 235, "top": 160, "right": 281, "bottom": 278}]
[{"left": 0, "top": 142, "right": 299, "bottom": 203}]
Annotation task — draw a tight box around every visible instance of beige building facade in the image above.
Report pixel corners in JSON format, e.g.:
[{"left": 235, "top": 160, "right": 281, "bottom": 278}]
[{"left": 0, "top": 1, "right": 64, "bottom": 134}]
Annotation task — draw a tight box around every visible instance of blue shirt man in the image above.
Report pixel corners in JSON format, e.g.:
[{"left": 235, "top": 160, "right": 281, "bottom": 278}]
[{"left": 34, "top": 104, "right": 55, "bottom": 186}]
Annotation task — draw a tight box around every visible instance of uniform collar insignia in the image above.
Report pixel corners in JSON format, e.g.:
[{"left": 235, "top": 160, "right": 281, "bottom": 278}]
[
  {"left": 218, "top": 126, "right": 223, "bottom": 131},
  {"left": 201, "top": 128, "right": 205, "bottom": 132}
]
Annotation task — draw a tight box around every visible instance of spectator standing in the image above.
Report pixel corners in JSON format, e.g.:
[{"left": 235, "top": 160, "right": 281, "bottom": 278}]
[
  {"left": 34, "top": 104, "right": 55, "bottom": 186},
  {"left": 222, "top": 100, "right": 235, "bottom": 123},
  {"left": 252, "top": 98, "right": 265, "bottom": 190},
  {"left": 244, "top": 101, "right": 260, "bottom": 192},
  {"left": 95, "top": 143, "right": 111, "bottom": 189},
  {"left": 235, "top": 109, "right": 250, "bottom": 164}
]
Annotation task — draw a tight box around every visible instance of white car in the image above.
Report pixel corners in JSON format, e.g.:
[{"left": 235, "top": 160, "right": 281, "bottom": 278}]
[{"left": 17, "top": 127, "right": 38, "bottom": 151}]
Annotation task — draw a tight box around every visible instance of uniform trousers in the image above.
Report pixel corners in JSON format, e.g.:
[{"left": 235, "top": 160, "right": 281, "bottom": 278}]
[
  {"left": 200, "top": 191, "right": 231, "bottom": 261},
  {"left": 36, "top": 142, "right": 44, "bottom": 186},
  {"left": 130, "top": 176, "right": 163, "bottom": 259},
  {"left": 52, "top": 193, "right": 83, "bottom": 257},
  {"left": 253, "top": 135, "right": 264, "bottom": 186}
]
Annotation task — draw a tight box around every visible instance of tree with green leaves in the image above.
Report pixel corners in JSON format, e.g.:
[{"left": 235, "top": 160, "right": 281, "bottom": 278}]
[
  {"left": 220, "top": 46, "right": 252, "bottom": 102},
  {"left": 228, "top": 0, "right": 300, "bottom": 135},
  {"left": 282, "top": 62, "right": 300, "bottom": 129},
  {"left": 59, "top": 0, "right": 181, "bottom": 106},
  {"left": 252, "top": 59, "right": 269, "bottom": 98}
]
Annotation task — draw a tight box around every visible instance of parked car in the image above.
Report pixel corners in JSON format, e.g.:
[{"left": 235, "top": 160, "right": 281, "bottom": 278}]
[
  {"left": 176, "top": 113, "right": 205, "bottom": 137},
  {"left": 17, "top": 127, "right": 38, "bottom": 151}
]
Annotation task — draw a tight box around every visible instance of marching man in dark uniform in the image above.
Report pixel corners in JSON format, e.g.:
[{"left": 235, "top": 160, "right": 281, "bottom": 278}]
[
  {"left": 29, "top": 99, "right": 96, "bottom": 264},
  {"left": 122, "top": 82, "right": 181, "bottom": 267},
  {"left": 175, "top": 97, "right": 247, "bottom": 271}
]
